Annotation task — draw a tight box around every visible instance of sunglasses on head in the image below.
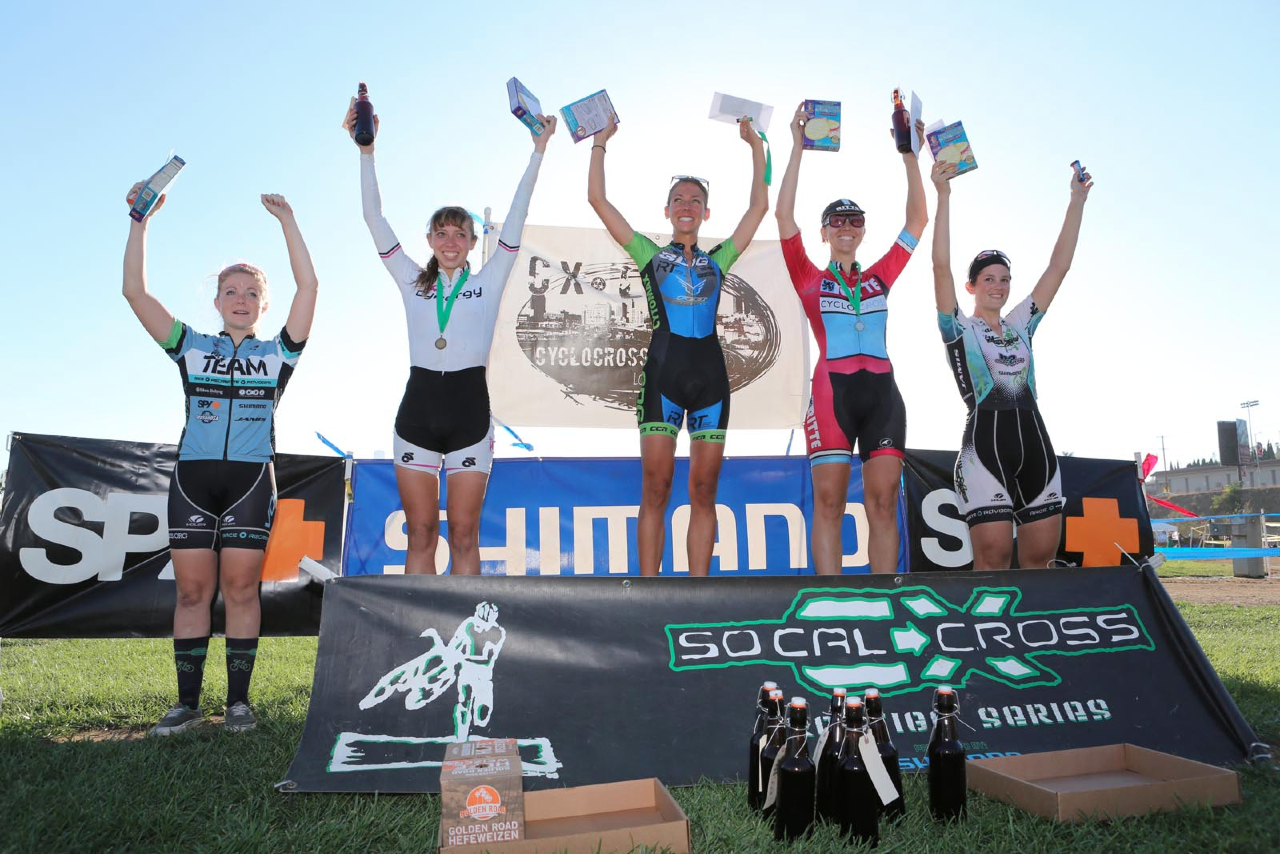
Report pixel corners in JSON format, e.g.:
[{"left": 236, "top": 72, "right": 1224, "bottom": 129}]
[
  {"left": 974, "top": 250, "right": 1010, "bottom": 264},
  {"left": 825, "top": 214, "right": 865, "bottom": 229},
  {"left": 669, "top": 174, "right": 710, "bottom": 192}
]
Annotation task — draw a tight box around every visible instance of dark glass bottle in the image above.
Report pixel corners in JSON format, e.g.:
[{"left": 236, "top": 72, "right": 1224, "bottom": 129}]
[
  {"left": 864, "top": 687, "right": 905, "bottom": 821},
  {"left": 815, "top": 687, "right": 846, "bottom": 823},
  {"left": 774, "top": 697, "right": 816, "bottom": 842},
  {"left": 758, "top": 689, "right": 787, "bottom": 817},
  {"left": 892, "top": 88, "right": 912, "bottom": 153},
  {"left": 834, "top": 696, "right": 879, "bottom": 847},
  {"left": 354, "top": 82, "right": 376, "bottom": 146},
  {"left": 746, "top": 680, "right": 778, "bottom": 811},
  {"left": 927, "top": 686, "right": 967, "bottom": 822}
]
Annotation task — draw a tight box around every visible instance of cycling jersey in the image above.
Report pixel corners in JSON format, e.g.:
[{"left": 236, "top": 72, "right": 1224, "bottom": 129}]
[
  {"left": 782, "top": 230, "right": 916, "bottom": 374},
  {"left": 361, "top": 150, "right": 543, "bottom": 372},
  {"left": 160, "top": 320, "right": 304, "bottom": 463},
  {"left": 623, "top": 234, "right": 739, "bottom": 440},
  {"left": 938, "top": 294, "right": 1043, "bottom": 411},
  {"left": 624, "top": 234, "right": 740, "bottom": 339},
  {"left": 784, "top": 229, "right": 916, "bottom": 463}
]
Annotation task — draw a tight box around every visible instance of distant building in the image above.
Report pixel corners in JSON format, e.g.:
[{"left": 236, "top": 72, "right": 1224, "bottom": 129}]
[{"left": 1147, "top": 459, "right": 1280, "bottom": 494}]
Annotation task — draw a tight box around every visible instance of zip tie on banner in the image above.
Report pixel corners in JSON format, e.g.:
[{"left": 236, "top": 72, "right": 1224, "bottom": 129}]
[
  {"left": 758, "top": 130, "right": 772, "bottom": 186},
  {"left": 315, "top": 431, "right": 351, "bottom": 458},
  {"left": 491, "top": 415, "right": 533, "bottom": 451}
]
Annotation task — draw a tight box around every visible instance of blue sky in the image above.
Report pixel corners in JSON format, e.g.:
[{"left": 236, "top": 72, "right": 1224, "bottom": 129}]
[{"left": 2, "top": 1, "right": 1276, "bottom": 473}]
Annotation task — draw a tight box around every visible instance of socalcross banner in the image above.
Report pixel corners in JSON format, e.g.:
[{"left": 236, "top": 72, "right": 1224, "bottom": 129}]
[{"left": 279, "top": 570, "right": 1259, "bottom": 793}]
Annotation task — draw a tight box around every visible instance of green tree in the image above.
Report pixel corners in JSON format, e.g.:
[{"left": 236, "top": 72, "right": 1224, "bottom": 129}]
[{"left": 1211, "top": 481, "right": 1248, "bottom": 514}]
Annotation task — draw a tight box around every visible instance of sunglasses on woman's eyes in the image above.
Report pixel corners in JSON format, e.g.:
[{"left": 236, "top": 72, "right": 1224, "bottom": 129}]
[{"left": 825, "top": 215, "right": 865, "bottom": 229}]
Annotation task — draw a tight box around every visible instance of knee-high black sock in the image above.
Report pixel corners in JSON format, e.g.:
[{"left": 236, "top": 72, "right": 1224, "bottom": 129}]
[
  {"left": 225, "top": 637, "right": 259, "bottom": 706},
  {"left": 173, "top": 637, "right": 209, "bottom": 709}
]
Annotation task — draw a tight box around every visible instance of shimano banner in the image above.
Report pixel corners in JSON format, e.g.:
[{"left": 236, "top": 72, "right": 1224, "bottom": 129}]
[
  {"left": 0, "top": 433, "right": 345, "bottom": 637},
  {"left": 342, "top": 456, "right": 908, "bottom": 576},
  {"left": 903, "top": 450, "right": 1156, "bottom": 572},
  {"left": 280, "top": 569, "right": 1258, "bottom": 793}
]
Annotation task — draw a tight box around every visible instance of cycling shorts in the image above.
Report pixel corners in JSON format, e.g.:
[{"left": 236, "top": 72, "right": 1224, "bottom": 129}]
[
  {"left": 637, "top": 333, "right": 729, "bottom": 442},
  {"left": 394, "top": 366, "right": 495, "bottom": 475},
  {"left": 955, "top": 407, "right": 1063, "bottom": 526},
  {"left": 168, "top": 459, "right": 276, "bottom": 551},
  {"left": 805, "top": 367, "right": 907, "bottom": 465}
]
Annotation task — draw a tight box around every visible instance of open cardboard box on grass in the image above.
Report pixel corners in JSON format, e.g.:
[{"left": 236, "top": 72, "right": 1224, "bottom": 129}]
[
  {"left": 437, "top": 778, "right": 690, "bottom": 854},
  {"left": 968, "top": 743, "right": 1241, "bottom": 823}
]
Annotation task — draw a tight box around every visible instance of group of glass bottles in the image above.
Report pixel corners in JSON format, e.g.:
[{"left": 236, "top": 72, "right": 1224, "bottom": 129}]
[{"left": 748, "top": 681, "right": 967, "bottom": 844}]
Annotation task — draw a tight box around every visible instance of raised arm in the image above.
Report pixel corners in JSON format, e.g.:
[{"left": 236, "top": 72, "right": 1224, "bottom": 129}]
[
  {"left": 729, "top": 117, "right": 769, "bottom": 252},
  {"left": 496, "top": 115, "right": 556, "bottom": 249},
  {"left": 1030, "top": 165, "right": 1093, "bottom": 312},
  {"left": 260, "top": 195, "right": 318, "bottom": 343},
  {"left": 902, "top": 119, "right": 928, "bottom": 240},
  {"left": 930, "top": 161, "right": 959, "bottom": 316},
  {"left": 122, "top": 182, "right": 176, "bottom": 342},
  {"left": 343, "top": 98, "right": 422, "bottom": 285},
  {"left": 587, "top": 117, "right": 635, "bottom": 245},
  {"left": 775, "top": 103, "right": 807, "bottom": 240}
]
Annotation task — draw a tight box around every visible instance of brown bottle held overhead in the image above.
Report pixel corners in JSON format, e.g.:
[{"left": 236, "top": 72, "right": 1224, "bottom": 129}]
[
  {"left": 354, "top": 82, "right": 376, "bottom": 146},
  {"left": 892, "top": 88, "right": 912, "bottom": 153}
]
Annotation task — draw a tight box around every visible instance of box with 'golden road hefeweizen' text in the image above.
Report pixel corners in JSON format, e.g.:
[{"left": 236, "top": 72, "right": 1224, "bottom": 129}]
[{"left": 439, "top": 739, "right": 525, "bottom": 848}]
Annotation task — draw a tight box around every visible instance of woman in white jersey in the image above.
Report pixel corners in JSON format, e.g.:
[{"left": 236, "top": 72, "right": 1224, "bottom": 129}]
[
  {"left": 344, "top": 98, "right": 555, "bottom": 575},
  {"left": 931, "top": 160, "right": 1093, "bottom": 569}
]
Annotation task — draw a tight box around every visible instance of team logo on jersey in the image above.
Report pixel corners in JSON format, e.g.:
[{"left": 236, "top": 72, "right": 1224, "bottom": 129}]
[
  {"left": 462, "top": 457, "right": 477, "bottom": 468},
  {"left": 197, "top": 412, "right": 219, "bottom": 424},
  {"left": 223, "top": 515, "right": 236, "bottom": 525},
  {"left": 239, "top": 388, "right": 267, "bottom": 398},
  {"left": 187, "top": 514, "right": 205, "bottom": 525},
  {"left": 401, "top": 452, "right": 414, "bottom": 463}
]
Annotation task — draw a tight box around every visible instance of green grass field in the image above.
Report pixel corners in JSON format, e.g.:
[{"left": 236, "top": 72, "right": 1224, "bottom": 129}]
[
  {"left": 1158, "top": 559, "right": 1235, "bottom": 578},
  {"left": 2, "top": 604, "right": 1278, "bottom": 853}
]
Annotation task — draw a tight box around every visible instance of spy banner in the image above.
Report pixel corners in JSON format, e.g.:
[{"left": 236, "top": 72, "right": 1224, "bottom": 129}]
[
  {"left": 0, "top": 432, "right": 345, "bottom": 637},
  {"left": 280, "top": 569, "right": 1258, "bottom": 793},
  {"left": 903, "top": 450, "right": 1156, "bottom": 572},
  {"left": 485, "top": 224, "right": 810, "bottom": 429},
  {"left": 342, "top": 456, "right": 907, "bottom": 576}
]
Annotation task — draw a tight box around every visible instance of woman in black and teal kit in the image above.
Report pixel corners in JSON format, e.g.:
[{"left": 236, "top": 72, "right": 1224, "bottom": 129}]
[
  {"left": 588, "top": 113, "right": 768, "bottom": 576},
  {"left": 931, "top": 160, "right": 1093, "bottom": 569},
  {"left": 123, "top": 183, "right": 318, "bottom": 736}
]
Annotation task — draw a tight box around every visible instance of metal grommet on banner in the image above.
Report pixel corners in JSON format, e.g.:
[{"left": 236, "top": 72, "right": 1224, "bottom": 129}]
[
  {"left": 893, "top": 575, "right": 903, "bottom": 585},
  {"left": 621, "top": 579, "right": 631, "bottom": 590},
  {"left": 274, "top": 779, "right": 298, "bottom": 792}
]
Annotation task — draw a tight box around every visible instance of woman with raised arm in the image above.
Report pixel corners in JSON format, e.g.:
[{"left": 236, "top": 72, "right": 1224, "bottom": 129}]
[
  {"left": 588, "top": 114, "right": 768, "bottom": 577},
  {"left": 345, "top": 98, "right": 555, "bottom": 576},
  {"left": 775, "top": 104, "right": 927, "bottom": 575},
  {"left": 931, "top": 161, "right": 1093, "bottom": 569},
  {"left": 122, "top": 185, "right": 318, "bottom": 736}
]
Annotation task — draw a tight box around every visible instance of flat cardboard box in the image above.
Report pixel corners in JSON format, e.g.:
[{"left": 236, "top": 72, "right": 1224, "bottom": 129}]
[
  {"left": 968, "top": 744, "right": 1241, "bottom": 823},
  {"left": 437, "top": 778, "right": 690, "bottom": 854}
]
